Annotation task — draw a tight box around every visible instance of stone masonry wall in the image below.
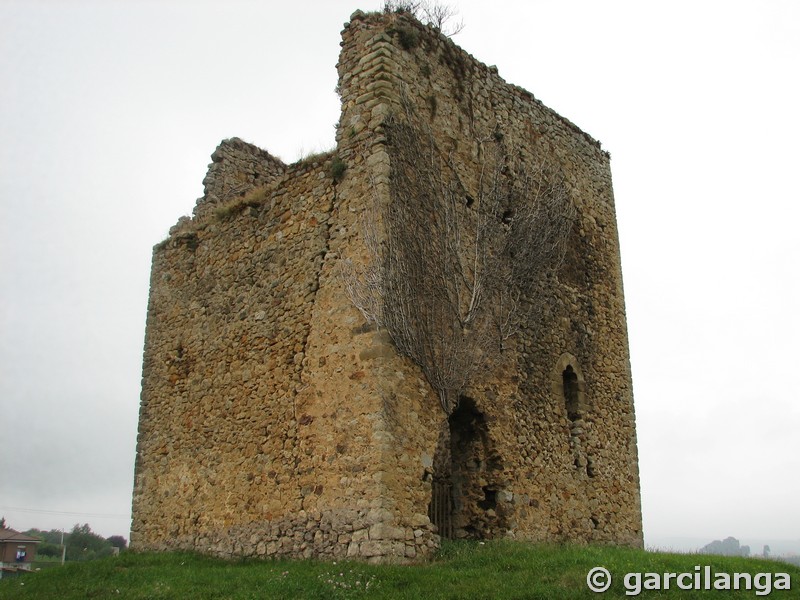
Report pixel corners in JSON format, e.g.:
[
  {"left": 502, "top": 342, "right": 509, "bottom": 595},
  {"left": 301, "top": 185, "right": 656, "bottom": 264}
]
[
  {"left": 193, "top": 137, "right": 286, "bottom": 222},
  {"left": 132, "top": 8, "right": 642, "bottom": 563},
  {"left": 133, "top": 154, "right": 333, "bottom": 554},
  {"left": 331, "top": 9, "right": 642, "bottom": 546}
]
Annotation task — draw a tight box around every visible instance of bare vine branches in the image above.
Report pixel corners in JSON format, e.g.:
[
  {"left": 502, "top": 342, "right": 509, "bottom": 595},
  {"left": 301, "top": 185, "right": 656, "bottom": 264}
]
[{"left": 342, "top": 107, "right": 574, "bottom": 415}]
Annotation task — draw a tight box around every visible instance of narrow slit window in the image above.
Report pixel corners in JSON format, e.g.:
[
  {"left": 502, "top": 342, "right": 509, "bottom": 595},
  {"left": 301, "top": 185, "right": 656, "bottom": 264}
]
[{"left": 563, "top": 365, "right": 580, "bottom": 422}]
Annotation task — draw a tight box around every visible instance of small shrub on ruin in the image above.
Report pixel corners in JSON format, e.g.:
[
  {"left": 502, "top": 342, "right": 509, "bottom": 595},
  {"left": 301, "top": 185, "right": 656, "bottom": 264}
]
[{"left": 330, "top": 155, "right": 347, "bottom": 183}]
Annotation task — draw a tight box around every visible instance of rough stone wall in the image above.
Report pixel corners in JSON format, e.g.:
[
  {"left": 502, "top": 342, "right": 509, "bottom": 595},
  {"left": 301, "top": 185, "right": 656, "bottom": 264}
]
[
  {"left": 194, "top": 137, "right": 286, "bottom": 222},
  {"left": 133, "top": 154, "right": 333, "bottom": 554},
  {"left": 132, "top": 8, "right": 642, "bottom": 563},
  {"left": 332, "top": 9, "right": 642, "bottom": 547}
]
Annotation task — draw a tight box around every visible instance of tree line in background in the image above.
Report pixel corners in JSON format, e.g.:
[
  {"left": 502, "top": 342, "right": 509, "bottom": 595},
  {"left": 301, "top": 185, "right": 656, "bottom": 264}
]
[{"left": 25, "top": 523, "right": 127, "bottom": 562}]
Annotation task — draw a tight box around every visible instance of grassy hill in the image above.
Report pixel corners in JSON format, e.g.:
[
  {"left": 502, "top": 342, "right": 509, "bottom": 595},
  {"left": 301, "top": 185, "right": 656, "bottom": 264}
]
[{"left": 1, "top": 540, "right": 797, "bottom": 599}]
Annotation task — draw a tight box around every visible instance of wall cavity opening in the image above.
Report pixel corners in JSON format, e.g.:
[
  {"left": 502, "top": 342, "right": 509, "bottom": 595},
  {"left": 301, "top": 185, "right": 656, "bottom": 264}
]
[
  {"left": 553, "top": 353, "right": 593, "bottom": 477},
  {"left": 478, "top": 486, "right": 498, "bottom": 511},
  {"left": 429, "top": 396, "right": 506, "bottom": 540},
  {"left": 562, "top": 365, "right": 580, "bottom": 422}
]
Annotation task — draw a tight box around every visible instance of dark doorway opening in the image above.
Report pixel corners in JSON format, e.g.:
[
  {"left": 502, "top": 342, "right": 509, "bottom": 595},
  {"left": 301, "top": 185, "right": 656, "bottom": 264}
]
[{"left": 428, "top": 397, "right": 505, "bottom": 539}]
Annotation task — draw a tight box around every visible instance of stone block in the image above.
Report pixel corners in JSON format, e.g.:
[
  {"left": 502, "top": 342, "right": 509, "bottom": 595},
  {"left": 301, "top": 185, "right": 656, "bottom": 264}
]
[
  {"left": 369, "top": 522, "right": 406, "bottom": 541},
  {"left": 359, "top": 540, "right": 389, "bottom": 558}
]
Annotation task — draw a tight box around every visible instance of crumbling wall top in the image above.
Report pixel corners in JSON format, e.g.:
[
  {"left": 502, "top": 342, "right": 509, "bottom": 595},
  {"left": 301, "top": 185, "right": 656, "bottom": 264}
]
[
  {"left": 341, "top": 9, "right": 606, "bottom": 155},
  {"left": 193, "top": 137, "right": 286, "bottom": 222}
]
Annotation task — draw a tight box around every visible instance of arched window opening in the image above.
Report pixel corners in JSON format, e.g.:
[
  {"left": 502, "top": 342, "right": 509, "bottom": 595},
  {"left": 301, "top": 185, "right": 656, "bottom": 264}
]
[
  {"left": 563, "top": 365, "right": 580, "bottom": 422},
  {"left": 553, "top": 353, "right": 593, "bottom": 478}
]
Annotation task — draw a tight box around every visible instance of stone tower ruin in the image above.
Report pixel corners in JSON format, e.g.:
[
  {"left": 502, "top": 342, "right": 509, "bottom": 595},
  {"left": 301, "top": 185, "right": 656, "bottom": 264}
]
[{"left": 131, "top": 9, "right": 643, "bottom": 562}]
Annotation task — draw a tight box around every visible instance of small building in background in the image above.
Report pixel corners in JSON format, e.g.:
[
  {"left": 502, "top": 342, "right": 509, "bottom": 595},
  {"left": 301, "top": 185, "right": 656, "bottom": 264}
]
[{"left": 0, "top": 527, "right": 40, "bottom": 577}]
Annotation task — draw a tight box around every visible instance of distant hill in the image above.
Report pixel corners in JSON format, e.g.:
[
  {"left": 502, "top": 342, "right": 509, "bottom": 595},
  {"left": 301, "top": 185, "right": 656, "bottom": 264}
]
[
  {"left": 648, "top": 535, "right": 800, "bottom": 558},
  {"left": 699, "top": 536, "right": 751, "bottom": 557}
]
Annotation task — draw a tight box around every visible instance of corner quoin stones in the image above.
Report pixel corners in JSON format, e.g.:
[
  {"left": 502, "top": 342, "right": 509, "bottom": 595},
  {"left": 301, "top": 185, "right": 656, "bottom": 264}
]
[{"left": 131, "top": 9, "right": 643, "bottom": 563}]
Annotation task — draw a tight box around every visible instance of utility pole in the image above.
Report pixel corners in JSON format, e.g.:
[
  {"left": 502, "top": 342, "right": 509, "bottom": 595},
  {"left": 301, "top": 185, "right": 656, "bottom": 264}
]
[{"left": 60, "top": 530, "right": 66, "bottom": 566}]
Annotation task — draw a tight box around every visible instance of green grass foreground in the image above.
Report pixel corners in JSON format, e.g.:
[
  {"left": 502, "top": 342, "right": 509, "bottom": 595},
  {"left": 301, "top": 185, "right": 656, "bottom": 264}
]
[{"left": 1, "top": 541, "right": 797, "bottom": 599}]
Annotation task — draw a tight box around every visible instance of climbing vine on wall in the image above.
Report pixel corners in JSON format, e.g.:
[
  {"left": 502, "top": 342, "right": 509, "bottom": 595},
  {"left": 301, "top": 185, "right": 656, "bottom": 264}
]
[{"left": 343, "top": 101, "right": 575, "bottom": 415}]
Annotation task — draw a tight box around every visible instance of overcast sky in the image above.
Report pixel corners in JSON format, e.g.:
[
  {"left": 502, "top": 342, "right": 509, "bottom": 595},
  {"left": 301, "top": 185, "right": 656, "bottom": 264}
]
[{"left": 1, "top": 0, "right": 798, "bottom": 552}]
